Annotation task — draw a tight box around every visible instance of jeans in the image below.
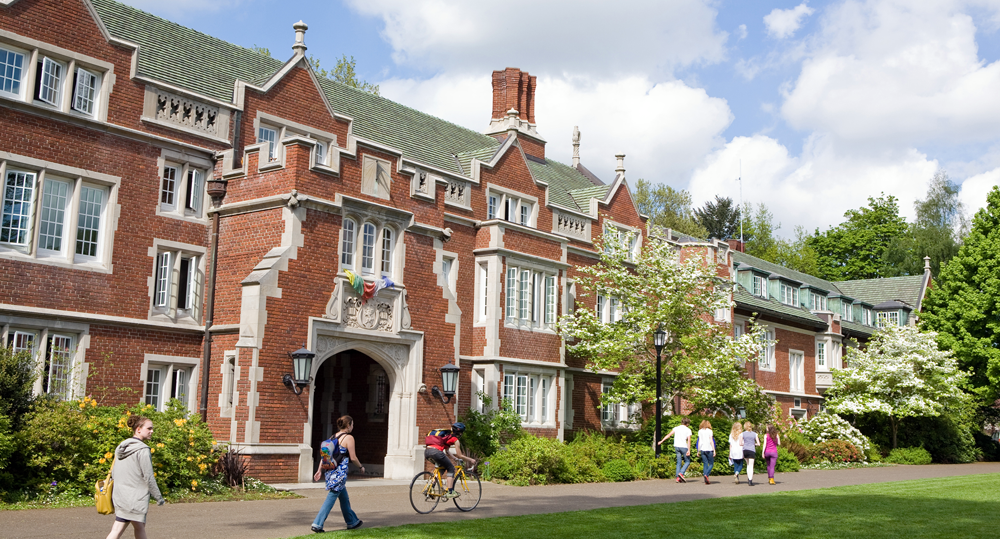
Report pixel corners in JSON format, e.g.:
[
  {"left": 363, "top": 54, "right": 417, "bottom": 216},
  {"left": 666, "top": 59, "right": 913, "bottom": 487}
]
[
  {"left": 700, "top": 450, "right": 715, "bottom": 476},
  {"left": 312, "top": 487, "right": 360, "bottom": 529},
  {"left": 675, "top": 448, "right": 691, "bottom": 477},
  {"left": 732, "top": 458, "right": 744, "bottom": 475}
]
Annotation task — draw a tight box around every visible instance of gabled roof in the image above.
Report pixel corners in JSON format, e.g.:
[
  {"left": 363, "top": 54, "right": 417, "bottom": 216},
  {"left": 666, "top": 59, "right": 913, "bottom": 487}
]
[
  {"left": 91, "top": 0, "right": 284, "bottom": 103},
  {"left": 835, "top": 275, "right": 926, "bottom": 312},
  {"left": 87, "top": 0, "right": 625, "bottom": 218},
  {"left": 733, "top": 251, "right": 832, "bottom": 293},
  {"left": 733, "top": 287, "right": 827, "bottom": 329}
]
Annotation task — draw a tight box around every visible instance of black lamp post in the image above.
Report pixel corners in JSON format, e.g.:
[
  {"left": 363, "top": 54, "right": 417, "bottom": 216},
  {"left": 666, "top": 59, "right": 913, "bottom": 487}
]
[
  {"left": 283, "top": 344, "right": 314, "bottom": 395},
  {"left": 431, "top": 363, "right": 460, "bottom": 404},
  {"left": 654, "top": 325, "right": 668, "bottom": 458}
]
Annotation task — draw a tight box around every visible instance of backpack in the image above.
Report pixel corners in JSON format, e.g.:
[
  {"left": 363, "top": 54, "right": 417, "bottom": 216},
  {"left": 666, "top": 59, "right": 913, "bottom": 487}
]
[
  {"left": 425, "top": 429, "right": 454, "bottom": 448},
  {"left": 320, "top": 433, "right": 348, "bottom": 470}
]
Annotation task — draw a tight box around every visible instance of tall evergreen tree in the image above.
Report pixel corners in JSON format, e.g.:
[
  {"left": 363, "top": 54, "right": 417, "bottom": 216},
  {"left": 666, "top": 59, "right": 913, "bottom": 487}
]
[
  {"left": 694, "top": 195, "right": 740, "bottom": 240},
  {"left": 807, "top": 194, "right": 908, "bottom": 281},
  {"left": 884, "top": 171, "right": 967, "bottom": 277},
  {"left": 921, "top": 186, "right": 1000, "bottom": 404}
]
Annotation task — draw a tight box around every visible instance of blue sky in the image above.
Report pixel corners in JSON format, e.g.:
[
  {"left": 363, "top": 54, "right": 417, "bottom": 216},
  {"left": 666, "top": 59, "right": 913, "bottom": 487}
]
[{"left": 120, "top": 0, "right": 1000, "bottom": 236}]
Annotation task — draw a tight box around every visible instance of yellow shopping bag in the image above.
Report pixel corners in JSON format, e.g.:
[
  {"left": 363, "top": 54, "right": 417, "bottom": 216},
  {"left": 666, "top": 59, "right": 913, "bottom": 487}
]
[{"left": 95, "top": 458, "right": 115, "bottom": 515}]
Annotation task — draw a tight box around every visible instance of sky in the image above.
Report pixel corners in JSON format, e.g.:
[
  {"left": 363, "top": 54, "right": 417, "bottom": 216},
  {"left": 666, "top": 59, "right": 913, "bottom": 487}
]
[{"left": 118, "top": 0, "right": 1000, "bottom": 237}]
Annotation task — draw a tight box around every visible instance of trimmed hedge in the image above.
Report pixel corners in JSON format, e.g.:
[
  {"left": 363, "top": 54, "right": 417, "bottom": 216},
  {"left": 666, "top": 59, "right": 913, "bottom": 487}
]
[{"left": 885, "top": 447, "right": 933, "bottom": 465}]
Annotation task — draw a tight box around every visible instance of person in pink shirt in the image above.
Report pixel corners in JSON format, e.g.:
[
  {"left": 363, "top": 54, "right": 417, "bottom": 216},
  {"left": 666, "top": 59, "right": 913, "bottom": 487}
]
[{"left": 763, "top": 424, "right": 781, "bottom": 485}]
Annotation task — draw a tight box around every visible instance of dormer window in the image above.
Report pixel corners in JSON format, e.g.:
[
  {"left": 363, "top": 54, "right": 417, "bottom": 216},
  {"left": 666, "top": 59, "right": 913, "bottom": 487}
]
[
  {"left": 752, "top": 274, "right": 767, "bottom": 298},
  {"left": 876, "top": 311, "right": 900, "bottom": 328},
  {"left": 779, "top": 282, "right": 798, "bottom": 306},
  {"left": 841, "top": 301, "right": 853, "bottom": 322},
  {"left": 810, "top": 292, "right": 827, "bottom": 311}
]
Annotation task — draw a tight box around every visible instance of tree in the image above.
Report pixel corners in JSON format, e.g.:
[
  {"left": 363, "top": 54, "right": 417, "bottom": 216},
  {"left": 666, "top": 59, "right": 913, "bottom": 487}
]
[
  {"left": 694, "top": 196, "right": 740, "bottom": 240},
  {"left": 559, "top": 223, "right": 774, "bottom": 422},
  {"left": 921, "top": 186, "right": 1000, "bottom": 405},
  {"left": 633, "top": 179, "right": 708, "bottom": 238},
  {"left": 741, "top": 203, "right": 818, "bottom": 275},
  {"left": 884, "top": 171, "right": 968, "bottom": 277},
  {"left": 0, "top": 347, "right": 37, "bottom": 430},
  {"left": 824, "top": 325, "right": 967, "bottom": 448},
  {"left": 310, "top": 55, "right": 380, "bottom": 96},
  {"left": 807, "top": 194, "right": 908, "bottom": 281}
]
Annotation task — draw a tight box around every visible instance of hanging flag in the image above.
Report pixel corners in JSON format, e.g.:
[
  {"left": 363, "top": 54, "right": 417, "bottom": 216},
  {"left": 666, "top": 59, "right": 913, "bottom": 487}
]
[
  {"left": 344, "top": 270, "right": 364, "bottom": 296},
  {"left": 381, "top": 276, "right": 396, "bottom": 290},
  {"left": 362, "top": 280, "right": 378, "bottom": 303},
  {"left": 371, "top": 277, "right": 387, "bottom": 297}
]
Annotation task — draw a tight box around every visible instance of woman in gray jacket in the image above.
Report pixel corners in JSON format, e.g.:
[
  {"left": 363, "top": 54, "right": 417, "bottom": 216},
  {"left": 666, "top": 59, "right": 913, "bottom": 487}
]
[{"left": 105, "top": 415, "right": 165, "bottom": 539}]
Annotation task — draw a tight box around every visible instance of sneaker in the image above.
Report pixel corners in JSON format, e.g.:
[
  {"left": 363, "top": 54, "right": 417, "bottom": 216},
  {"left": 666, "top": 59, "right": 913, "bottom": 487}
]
[
  {"left": 675, "top": 477, "right": 682, "bottom": 483},
  {"left": 444, "top": 490, "right": 461, "bottom": 499},
  {"left": 311, "top": 526, "right": 325, "bottom": 533},
  {"left": 704, "top": 476, "right": 710, "bottom": 485},
  {"left": 347, "top": 520, "right": 363, "bottom": 530},
  {"left": 677, "top": 475, "right": 687, "bottom": 483},
  {"left": 734, "top": 475, "right": 739, "bottom": 484},
  {"left": 748, "top": 479, "right": 754, "bottom": 486},
  {"left": 769, "top": 478, "right": 775, "bottom": 485}
]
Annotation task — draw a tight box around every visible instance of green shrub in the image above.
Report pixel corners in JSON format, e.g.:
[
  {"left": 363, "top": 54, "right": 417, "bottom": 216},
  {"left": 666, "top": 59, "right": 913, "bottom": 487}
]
[
  {"left": 0, "top": 347, "right": 37, "bottom": 430},
  {"left": 16, "top": 397, "right": 220, "bottom": 496},
  {"left": 458, "top": 393, "right": 523, "bottom": 457},
  {"left": 807, "top": 440, "right": 862, "bottom": 464},
  {"left": 854, "top": 411, "right": 980, "bottom": 464},
  {"left": 885, "top": 447, "right": 933, "bottom": 465},
  {"left": 0, "top": 413, "right": 14, "bottom": 469},
  {"left": 486, "top": 434, "right": 564, "bottom": 485},
  {"left": 973, "top": 433, "right": 1000, "bottom": 462},
  {"left": 776, "top": 447, "right": 800, "bottom": 472},
  {"left": 802, "top": 413, "right": 872, "bottom": 458},
  {"left": 601, "top": 459, "right": 635, "bottom": 482}
]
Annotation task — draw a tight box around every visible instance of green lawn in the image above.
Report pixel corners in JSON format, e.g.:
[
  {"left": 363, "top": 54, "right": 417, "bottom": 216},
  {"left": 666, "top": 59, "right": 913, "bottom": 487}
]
[{"left": 302, "top": 474, "right": 999, "bottom": 539}]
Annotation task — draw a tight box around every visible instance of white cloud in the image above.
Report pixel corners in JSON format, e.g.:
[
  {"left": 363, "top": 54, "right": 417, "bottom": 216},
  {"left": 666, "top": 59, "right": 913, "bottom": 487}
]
[
  {"left": 380, "top": 73, "right": 733, "bottom": 185},
  {"left": 959, "top": 168, "right": 1000, "bottom": 217},
  {"left": 782, "top": 0, "right": 1000, "bottom": 150},
  {"left": 763, "top": 3, "right": 815, "bottom": 39},
  {"left": 737, "top": 24, "right": 748, "bottom": 40},
  {"left": 344, "top": 0, "right": 728, "bottom": 77},
  {"left": 688, "top": 134, "right": 938, "bottom": 236}
]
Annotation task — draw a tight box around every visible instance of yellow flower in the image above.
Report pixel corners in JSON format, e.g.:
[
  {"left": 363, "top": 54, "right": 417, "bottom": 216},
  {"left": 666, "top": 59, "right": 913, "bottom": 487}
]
[
  {"left": 189, "top": 442, "right": 194, "bottom": 446},
  {"left": 156, "top": 443, "right": 165, "bottom": 448},
  {"left": 105, "top": 452, "right": 113, "bottom": 459},
  {"left": 91, "top": 400, "right": 97, "bottom": 407},
  {"left": 93, "top": 429, "right": 99, "bottom": 433},
  {"left": 186, "top": 456, "right": 193, "bottom": 461},
  {"left": 191, "top": 480, "right": 198, "bottom": 487},
  {"left": 198, "top": 463, "right": 207, "bottom": 471},
  {"left": 84, "top": 463, "right": 89, "bottom": 467},
  {"left": 150, "top": 448, "right": 155, "bottom": 453},
  {"left": 99, "top": 458, "right": 106, "bottom": 464},
  {"left": 79, "top": 402, "right": 86, "bottom": 409}
]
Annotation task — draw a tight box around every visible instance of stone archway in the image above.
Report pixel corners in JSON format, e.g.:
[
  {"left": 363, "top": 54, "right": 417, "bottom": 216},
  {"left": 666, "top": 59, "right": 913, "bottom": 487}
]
[
  {"left": 301, "top": 329, "right": 422, "bottom": 481},
  {"left": 310, "top": 350, "right": 390, "bottom": 475}
]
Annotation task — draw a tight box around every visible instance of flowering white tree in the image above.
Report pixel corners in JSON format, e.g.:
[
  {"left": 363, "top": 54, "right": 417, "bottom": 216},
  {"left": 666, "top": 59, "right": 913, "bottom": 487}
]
[
  {"left": 825, "top": 325, "right": 968, "bottom": 449},
  {"left": 559, "top": 225, "right": 775, "bottom": 422}
]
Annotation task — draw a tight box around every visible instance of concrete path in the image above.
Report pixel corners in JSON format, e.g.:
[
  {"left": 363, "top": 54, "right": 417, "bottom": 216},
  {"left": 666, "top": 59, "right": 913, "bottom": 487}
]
[{"left": 3, "top": 463, "right": 998, "bottom": 539}]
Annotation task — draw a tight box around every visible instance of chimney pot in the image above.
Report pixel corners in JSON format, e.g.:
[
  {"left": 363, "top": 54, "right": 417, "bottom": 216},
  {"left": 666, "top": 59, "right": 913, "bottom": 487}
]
[
  {"left": 615, "top": 153, "right": 625, "bottom": 174},
  {"left": 292, "top": 21, "right": 308, "bottom": 54},
  {"left": 572, "top": 126, "right": 581, "bottom": 167}
]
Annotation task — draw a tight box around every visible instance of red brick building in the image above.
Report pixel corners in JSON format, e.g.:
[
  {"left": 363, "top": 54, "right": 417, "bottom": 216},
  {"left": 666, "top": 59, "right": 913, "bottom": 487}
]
[{"left": 0, "top": 0, "right": 929, "bottom": 483}]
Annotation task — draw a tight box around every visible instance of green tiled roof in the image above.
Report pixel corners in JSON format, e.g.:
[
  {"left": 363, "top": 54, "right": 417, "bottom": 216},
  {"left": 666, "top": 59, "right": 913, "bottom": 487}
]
[
  {"left": 91, "top": 0, "right": 284, "bottom": 103},
  {"left": 733, "top": 252, "right": 834, "bottom": 293},
  {"left": 526, "top": 159, "right": 608, "bottom": 213},
  {"left": 89, "top": 0, "right": 615, "bottom": 211},
  {"left": 734, "top": 287, "right": 827, "bottom": 328},
  {"left": 840, "top": 320, "right": 875, "bottom": 338},
  {"left": 835, "top": 275, "right": 926, "bottom": 310}
]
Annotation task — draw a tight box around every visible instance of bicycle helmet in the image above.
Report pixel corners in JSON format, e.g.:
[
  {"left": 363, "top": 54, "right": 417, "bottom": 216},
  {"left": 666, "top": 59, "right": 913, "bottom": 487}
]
[{"left": 451, "top": 422, "right": 466, "bottom": 435}]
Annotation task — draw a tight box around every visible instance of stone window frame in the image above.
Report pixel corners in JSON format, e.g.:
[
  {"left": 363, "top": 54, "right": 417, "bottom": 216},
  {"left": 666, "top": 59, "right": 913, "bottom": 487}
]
[
  {"left": 0, "top": 153, "right": 120, "bottom": 273},
  {"left": 501, "top": 365, "right": 557, "bottom": 428},
  {"left": 1, "top": 315, "right": 91, "bottom": 401},
  {"left": 146, "top": 238, "right": 207, "bottom": 325},
  {"left": 485, "top": 184, "right": 538, "bottom": 228},
  {"left": 816, "top": 340, "right": 827, "bottom": 371},
  {"left": 218, "top": 350, "right": 239, "bottom": 418},
  {"left": 788, "top": 348, "right": 805, "bottom": 394},
  {"left": 758, "top": 326, "right": 776, "bottom": 372},
  {"left": 0, "top": 30, "right": 114, "bottom": 122},
  {"left": 504, "top": 257, "right": 558, "bottom": 333},
  {"left": 602, "top": 220, "right": 641, "bottom": 262},
  {"left": 251, "top": 112, "right": 337, "bottom": 172},
  {"left": 600, "top": 378, "right": 640, "bottom": 430},
  {"left": 140, "top": 353, "right": 200, "bottom": 415},
  {"left": 474, "top": 257, "right": 496, "bottom": 326},
  {"left": 155, "top": 149, "right": 213, "bottom": 224},
  {"left": 338, "top": 213, "right": 401, "bottom": 280}
]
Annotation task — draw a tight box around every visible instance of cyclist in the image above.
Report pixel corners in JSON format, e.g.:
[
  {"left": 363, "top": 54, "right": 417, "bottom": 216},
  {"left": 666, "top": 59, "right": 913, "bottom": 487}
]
[{"left": 424, "top": 422, "right": 477, "bottom": 499}]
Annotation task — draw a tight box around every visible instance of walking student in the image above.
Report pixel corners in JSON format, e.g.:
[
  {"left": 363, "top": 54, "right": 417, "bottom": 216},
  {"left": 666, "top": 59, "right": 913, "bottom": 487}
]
[
  {"left": 742, "top": 421, "right": 761, "bottom": 486},
  {"left": 659, "top": 417, "right": 693, "bottom": 483},
  {"left": 311, "top": 415, "right": 364, "bottom": 532},
  {"left": 729, "top": 421, "right": 745, "bottom": 484},
  {"left": 764, "top": 424, "right": 781, "bottom": 485},
  {"left": 105, "top": 415, "right": 165, "bottom": 539},
  {"left": 696, "top": 420, "right": 716, "bottom": 484}
]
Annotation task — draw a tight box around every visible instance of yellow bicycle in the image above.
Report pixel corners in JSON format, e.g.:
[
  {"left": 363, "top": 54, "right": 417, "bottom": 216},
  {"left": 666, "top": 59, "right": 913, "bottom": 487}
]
[{"left": 409, "top": 460, "right": 482, "bottom": 514}]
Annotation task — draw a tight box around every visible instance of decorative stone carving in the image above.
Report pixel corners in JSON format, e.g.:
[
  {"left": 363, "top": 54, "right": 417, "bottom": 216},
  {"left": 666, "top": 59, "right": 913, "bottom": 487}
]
[
  {"left": 154, "top": 89, "right": 220, "bottom": 136},
  {"left": 400, "top": 290, "right": 411, "bottom": 329},
  {"left": 444, "top": 178, "right": 469, "bottom": 207},
  {"left": 323, "top": 281, "right": 343, "bottom": 322},
  {"left": 314, "top": 336, "right": 407, "bottom": 371},
  {"left": 369, "top": 342, "right": 408, "bottom": 370},
  {"left": 345, "top": 297, "right": 394, "bottom": 332},
  {"left": 416, "top": 171, "right": 429, "bottom": 194},
  {"left": 556, "top": 212, "right": 589, "bottom": 240}
]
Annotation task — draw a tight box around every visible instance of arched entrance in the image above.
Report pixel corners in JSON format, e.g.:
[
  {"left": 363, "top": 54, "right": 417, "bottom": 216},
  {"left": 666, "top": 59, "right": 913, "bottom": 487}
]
[{"left": 311, "top": 350, "right": 390, "bottom": 476}]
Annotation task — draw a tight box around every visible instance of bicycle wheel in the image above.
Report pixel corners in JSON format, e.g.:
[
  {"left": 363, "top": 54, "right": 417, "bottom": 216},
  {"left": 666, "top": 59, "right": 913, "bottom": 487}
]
[
  {"left": 409, "top": 471, "right": 442, "bottom": 514},
  {"left": 452, "top": 470, "right": 482, "bottom": 511}
]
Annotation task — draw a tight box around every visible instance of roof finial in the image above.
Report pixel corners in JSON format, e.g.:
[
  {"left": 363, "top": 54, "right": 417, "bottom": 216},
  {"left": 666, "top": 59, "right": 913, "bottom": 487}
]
[
  {"left": 572, "top": 126, "right": 581, "bottom": 167},
  {"left": 292, "top": 21, "right": 308, "bottom": 55},
  {"left": 615, "top": 153, "right": 625, "bottom": 175},
  {"left": 924, "top": 256, "right": 931, "bottom": 271}
]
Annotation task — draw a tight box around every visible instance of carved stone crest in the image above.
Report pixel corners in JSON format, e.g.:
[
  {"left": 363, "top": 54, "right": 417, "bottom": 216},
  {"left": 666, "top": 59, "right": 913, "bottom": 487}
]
[{"left": 346, "top": 297, "right": 393, "bottom": 332}]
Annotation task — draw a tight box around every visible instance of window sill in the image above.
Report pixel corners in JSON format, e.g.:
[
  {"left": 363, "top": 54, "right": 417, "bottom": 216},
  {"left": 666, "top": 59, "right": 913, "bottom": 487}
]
[
  {"left": 156, "top": 207, "right": 209, "bottom": 225},
  {"left": 0, "top": 248, "right": 111, "bottom": 273},
  {"left": 503, "top": 321, "right": 556, "bottom": 334}
]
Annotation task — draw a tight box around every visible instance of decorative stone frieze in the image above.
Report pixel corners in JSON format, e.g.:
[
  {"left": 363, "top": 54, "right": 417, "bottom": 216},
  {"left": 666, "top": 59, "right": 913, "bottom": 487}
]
[
  {"left": 555, "top": 211, "right": 590, "bottom": 241},
  {"left": 142, "top": 87, "right": 229, "bottom": 139},
  {"left": 444, "top": 178, "right": 470, "bottom": 208}
]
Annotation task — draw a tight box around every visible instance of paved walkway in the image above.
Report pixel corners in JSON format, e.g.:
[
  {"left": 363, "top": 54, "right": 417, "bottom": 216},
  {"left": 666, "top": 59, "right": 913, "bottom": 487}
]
[{"left": 3, "top": 463, "right": 998, "bottom": 539}]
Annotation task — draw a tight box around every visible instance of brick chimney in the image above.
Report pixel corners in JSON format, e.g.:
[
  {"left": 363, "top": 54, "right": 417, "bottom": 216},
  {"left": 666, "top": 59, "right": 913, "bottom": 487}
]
[{"left": 492, "top": 68, "right": 536, "bottom": 124}]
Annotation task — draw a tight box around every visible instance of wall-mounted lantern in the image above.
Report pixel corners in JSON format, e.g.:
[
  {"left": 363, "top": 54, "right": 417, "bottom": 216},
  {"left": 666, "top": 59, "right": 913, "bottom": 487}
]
[
  {"left": 283, "top": 344, "right": 314, "bottom": 395},
  {"left": 431, "top": 363, "right": 460, "bottom": 403}
]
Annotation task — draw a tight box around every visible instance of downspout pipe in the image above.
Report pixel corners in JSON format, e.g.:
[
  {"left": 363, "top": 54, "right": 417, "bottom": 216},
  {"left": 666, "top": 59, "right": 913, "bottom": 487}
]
[{"left": 200, "top": 178, "right": 228, "bottom": 422}]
